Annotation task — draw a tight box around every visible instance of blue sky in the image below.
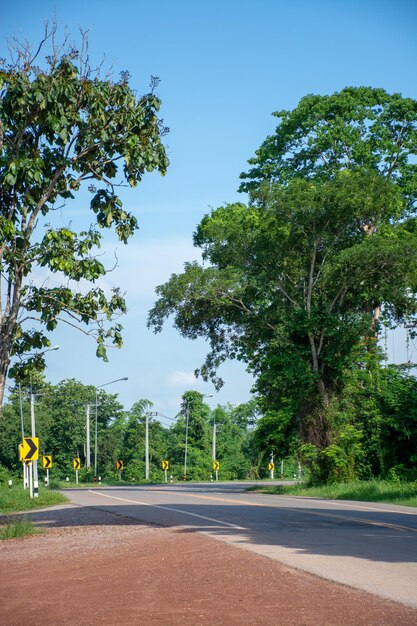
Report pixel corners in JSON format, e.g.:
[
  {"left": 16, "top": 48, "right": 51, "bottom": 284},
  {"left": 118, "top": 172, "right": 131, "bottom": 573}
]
[{"left": 2, "top": 0, "right": 417, "bottom": 415}]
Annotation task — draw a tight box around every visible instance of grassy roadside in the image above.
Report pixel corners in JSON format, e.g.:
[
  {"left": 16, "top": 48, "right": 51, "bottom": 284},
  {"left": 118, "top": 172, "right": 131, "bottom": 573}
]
[
  {"left": 248, "top": 479, "right": 417, "bottom": 507},
  {"left": 0, "top": 484, "right": 68, "bottom": 514},
  {"left": 0, "top": 484, "right": 69, "bottom": 539}
]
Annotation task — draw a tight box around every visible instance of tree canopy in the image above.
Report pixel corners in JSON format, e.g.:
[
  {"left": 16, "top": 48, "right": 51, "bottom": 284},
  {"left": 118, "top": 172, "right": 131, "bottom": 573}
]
[
  {"left": 0, "top": 26, "right": 169, "bottom": 406},
  {"left": 148, "top": 87, "right": 417, "bottom": 479}
]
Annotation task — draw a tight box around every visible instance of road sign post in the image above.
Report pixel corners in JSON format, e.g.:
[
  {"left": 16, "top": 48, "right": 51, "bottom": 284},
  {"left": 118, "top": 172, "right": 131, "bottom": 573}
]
[
  {"left": 73, "top": 458, "right": 81, "bottom": 484},
  {"left": 269, "top": 452, "right": 275, "bottom": 479},
  {"left": 116, "top": 460, "right": 124, "bottom": 480},
  {"left": 19, "top": 437, "right": 39, "bottom": 498},
  {"left": 27, "top": 462, "right": 33, "bottom": 498},
  {"left": 18, "top": 443, "right": 28, "bottom": 490},
  {"left": 43, "top": 456, "right": 52, "bottom": 485},
  {"left": 161, "top": 460, "right": 169, "bottom": 483}
]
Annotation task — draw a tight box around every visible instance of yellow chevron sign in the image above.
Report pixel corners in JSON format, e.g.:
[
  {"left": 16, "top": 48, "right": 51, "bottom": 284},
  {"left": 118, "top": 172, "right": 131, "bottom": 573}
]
[
  {"left": 21, "top": 437, "right": 39, "bottom": 461},
  {"left": 161, "top": 460, "right": 169, "bottom": 470},
  {"left": 268, "top": 463, "right": 275, "bottom": 471},
  {"left": 43, "top": 455, "right": 53, "bottom": 469},
  {"left": 213, "top": 461, "right": 220, "bottom": 471},
  {"left": 73, "top": 458, "right": 81, "bottom": 470},
  {"left": 116, "top": 460, "right": 124, "bottom": 471}
]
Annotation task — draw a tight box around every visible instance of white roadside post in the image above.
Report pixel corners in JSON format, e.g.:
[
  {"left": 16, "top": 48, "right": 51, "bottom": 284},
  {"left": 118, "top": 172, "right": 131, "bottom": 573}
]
[
  {"left": 23, "top": 460, "right": 28, "bottom": 490},
  {"left": 28, "top": 462, "right": 33, "bottom": 498},
  {"left": 270, "top": 452, "right": 274, "bottom": 480},
  {"left": 280, "top": 458, "right": 284, "bottom": 480}
]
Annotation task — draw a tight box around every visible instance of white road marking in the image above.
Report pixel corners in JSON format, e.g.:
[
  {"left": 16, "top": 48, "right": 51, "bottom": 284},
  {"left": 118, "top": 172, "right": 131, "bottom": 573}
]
[
  {"left": 276, "top": 495, "right": 417, "bottom": 515},
  {"left": 88, "top": 490, "right": 247, "bottom": 530}
]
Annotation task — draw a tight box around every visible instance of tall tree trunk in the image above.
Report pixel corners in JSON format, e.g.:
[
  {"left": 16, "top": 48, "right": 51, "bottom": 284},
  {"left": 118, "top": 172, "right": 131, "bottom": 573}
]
[
  {"left": 0, "top": 354, "right": 11, "bottom": 410},
  {"left": 308, "top": 332, "right": 330, "bottom": 407}
]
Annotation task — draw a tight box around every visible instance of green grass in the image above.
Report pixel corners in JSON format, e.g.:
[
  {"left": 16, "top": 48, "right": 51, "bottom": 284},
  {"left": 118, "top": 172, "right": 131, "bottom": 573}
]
[
  {"left": 248, "top": 479, "right": 417, "bottom": 507},
  {"left": 0, "top": 484, "right": 68, "bottom": 514},
  {"left": 0, "top": 517, "right": 41, "bottom": 540}
]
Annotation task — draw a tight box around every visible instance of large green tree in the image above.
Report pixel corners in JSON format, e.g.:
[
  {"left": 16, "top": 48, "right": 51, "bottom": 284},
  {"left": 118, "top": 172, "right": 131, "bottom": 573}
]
[
  {"left": 0, "top": 26, "right": 169, "bottom": 406},
  {"left": 149, "top": 87, "right": 417, "bottom": 469}
]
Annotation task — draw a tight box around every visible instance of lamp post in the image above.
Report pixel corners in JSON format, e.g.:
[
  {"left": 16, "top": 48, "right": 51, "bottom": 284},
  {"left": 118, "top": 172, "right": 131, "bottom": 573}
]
[
  {"left": 183, "top": 393, "right": 213, "bottom": 481},
  {"left": 94, "top": 377, "right": 128, "bottom": 478}
]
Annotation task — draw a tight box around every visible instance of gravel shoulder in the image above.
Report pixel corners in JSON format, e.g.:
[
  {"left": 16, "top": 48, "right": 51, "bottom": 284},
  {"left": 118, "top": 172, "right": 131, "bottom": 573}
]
[{"left": 1, "top": 504, "right": 416, "bottom": 625}]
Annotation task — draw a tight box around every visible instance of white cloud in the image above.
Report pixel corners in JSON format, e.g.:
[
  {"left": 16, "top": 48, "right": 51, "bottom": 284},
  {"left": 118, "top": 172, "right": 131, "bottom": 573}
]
[
  {"left": 168, "top": 370, "right": 202, "bottom": 387},
  {"left": 100, "top": 236, "right": 202, "bottom": 306},
  {"left": 18, "top": 234, "right": 201, "bottom": 312}
]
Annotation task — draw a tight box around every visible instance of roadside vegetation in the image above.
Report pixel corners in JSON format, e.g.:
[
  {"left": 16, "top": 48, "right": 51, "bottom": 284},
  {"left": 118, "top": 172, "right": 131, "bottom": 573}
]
[
  {"left": 0, "top": 484, "right": 68, "bottom": 540},
  {"left": 0, "top": 518, "right": 40, "bottom": 540},
  {"left": 249, "top": 480, "right": 417, "bottom": 507},
  {"left": 0, "top": 484, "right": 68, "bottom": 514}
]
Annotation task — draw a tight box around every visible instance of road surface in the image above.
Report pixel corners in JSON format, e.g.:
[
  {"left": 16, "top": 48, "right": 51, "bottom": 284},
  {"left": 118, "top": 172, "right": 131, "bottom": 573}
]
[{"left": 64, "top": 481, "right": 417, "bottom": 607}]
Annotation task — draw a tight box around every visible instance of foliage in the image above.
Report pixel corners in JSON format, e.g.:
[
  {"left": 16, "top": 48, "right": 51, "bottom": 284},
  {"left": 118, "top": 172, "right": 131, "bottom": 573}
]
[
  {"left": 0, "top": 518, "right": 40, "bottom": 539},
  {"left": 0, "top": 378, "right": 125, "bottom": 477},
  {"left": 0, "top": 380, "right": 259, "bottom": 482},
  {"left": 0, "top": 483, "right": 67, "bottom": 513},
  {"left": 0, "top": 25, "right": 169, "bottom": 406},
  {"left": 239, "top": 86, "right": 417, "bottom": 202},
  {"left": 148, "top": 87, "right": 417, "bottom": 481},
  {"left": 249, "top": 479, "right": 417, "bottom": 507}
]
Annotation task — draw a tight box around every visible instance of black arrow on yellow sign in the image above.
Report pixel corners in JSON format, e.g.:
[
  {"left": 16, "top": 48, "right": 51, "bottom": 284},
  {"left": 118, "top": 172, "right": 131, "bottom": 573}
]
[
  {"left": 22, "top": 437, "right": 39, "bottom": 461},
  {"left": 73, "top": 458, "right": 81, "bottom": 470},
  {"left": 43, "top": 455, "right": 52, "bottom": 469},
  {"left": 116, "top": 460, "right": 124, "bottom": 471}
]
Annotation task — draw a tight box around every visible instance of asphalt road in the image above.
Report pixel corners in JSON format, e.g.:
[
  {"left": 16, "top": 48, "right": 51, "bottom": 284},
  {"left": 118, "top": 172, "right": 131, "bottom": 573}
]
[{"left": 64, "top": 482, "right": 417, "bottom": 607}]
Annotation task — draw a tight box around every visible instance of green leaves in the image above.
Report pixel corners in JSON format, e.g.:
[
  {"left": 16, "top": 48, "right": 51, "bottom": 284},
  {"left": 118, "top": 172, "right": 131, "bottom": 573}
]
[
  {"left": 149, "top": 88, "right": 417, "bottom": 480},
  {"left": 0, "top": 35, "right": 169, "bottom": 400},
  {"left": 239, "top": 87, "right": 417, "bottom": 207}
]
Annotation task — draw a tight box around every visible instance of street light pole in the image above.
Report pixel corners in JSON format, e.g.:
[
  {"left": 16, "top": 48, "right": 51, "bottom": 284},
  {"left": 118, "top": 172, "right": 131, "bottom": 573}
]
[
  {"left": 29, "top": 391, "right": 38, "bottom": 497},
  {"left": 183, "top": 400, "right": 190, "bottom": 480},
  {"left": 94, "top": 377, "right": 128, "bottom": 478},
  {"left": 145, "top": 411, "right": 150, "bottom": 480},
  {"left": 86, "top": 404, "right": 91, "bottom": 469}
]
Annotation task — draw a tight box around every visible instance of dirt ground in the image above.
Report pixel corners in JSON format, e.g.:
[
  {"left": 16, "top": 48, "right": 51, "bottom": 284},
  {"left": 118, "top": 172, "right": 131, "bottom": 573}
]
[{"left": 1, "top": 505, "right": 416, "bottom": 626}]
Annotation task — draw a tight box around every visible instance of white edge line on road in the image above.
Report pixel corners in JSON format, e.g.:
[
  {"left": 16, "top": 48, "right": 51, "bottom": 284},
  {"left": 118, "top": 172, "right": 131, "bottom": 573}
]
[
  {"left": 275, "top": 495, "right": 417, "bottom": 515},
  {"left": 88, "top": 490, "right": 247, "bottom": 531}
]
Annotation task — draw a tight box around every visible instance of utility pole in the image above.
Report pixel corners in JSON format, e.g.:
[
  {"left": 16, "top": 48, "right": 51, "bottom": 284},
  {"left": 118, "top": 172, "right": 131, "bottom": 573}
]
[
  {"left": 19, "top": 383, "right": 28, "bottom": 489},
  {"left": 30, "top": 391, "right": 39, "bottom": 497},
  {"left": 86, "top": 405, "right": 91, "bottom": 469},
  {"left": 184, "top": 401, "right": 189, "bottom": 480},
  {"left": 145, "top": 411, "right": 150, "bottom": 480},
  {"left": 212, "top": 421, "right": 218, "bottom": 481}
]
